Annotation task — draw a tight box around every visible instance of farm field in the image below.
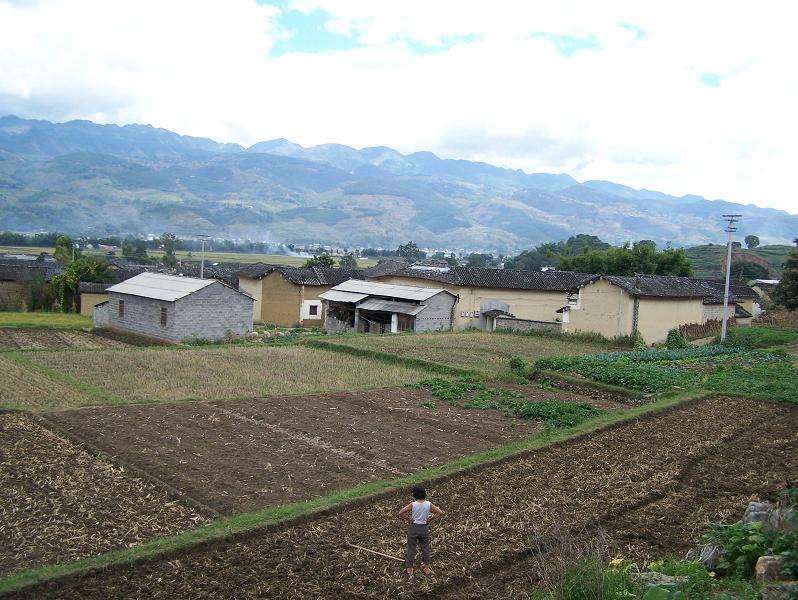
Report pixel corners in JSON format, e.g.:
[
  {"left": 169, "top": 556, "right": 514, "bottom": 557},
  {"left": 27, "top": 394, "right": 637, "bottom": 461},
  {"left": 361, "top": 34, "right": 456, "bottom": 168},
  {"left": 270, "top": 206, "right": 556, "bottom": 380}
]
[
  {"left": 0, "top": 354, "right": 95, "bottom": 410},
  {"left": 14, "top": 395, "right": 796, "bottom": 599},
  {"left": 44, "top": 385, "right": 618, "bottom": 515},
  {"left": 320, "top": 331, "right": 611, "bottom": 374},
  {"left": 24, "top": 345, "right": 440, "bottom": 407},
  {"left": 0, "top": 413, "right": 208, "bottom": 577},
  {"left": 0, "top": 328, "right": 128, "bottom": 350}
]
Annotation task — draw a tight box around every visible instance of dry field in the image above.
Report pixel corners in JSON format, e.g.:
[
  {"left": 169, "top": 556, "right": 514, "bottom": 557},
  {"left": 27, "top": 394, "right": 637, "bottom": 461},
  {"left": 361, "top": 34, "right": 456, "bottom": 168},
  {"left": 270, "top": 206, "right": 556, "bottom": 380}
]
[
  {"left": 25, "top": 345, "right": 436, "bottom": 406},
  {"left": 45, "top": 385, "right": 618, "bottom": 515},
  {"left": 16, "top": 396, "right": 797, "bottom": 599},
  {"left": 0, "top": 355, "right": 94, "bottom": 410},
  {"left": 323, "top": 331, "right": 610, "bottom": 374},
  {"left": 0, "top": 328, "right": 128, "bottom": 351},
  {"left": 0, "top": 413, "right": 208, "bottom": 577}
]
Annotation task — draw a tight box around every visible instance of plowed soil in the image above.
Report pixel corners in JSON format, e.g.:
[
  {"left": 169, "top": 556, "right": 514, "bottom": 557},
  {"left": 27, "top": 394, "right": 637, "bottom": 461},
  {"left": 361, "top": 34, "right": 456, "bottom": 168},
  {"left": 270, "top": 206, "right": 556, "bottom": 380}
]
[
  {"left": 45, "top": 385, "right": 614, "bottom": 515},
  {"left": 0, "top": 413, "right": 207, "bottom": 577},
  {"left": 15, "top": 396, "right": 797, "bottom": 599}
]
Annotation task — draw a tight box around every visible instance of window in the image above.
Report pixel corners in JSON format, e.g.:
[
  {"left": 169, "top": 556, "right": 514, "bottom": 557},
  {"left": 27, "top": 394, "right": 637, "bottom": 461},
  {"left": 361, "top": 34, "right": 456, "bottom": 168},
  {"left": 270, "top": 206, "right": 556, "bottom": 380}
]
[
  {"left": 309, "top": 304, "right": 318, "bottom": 316},
  {"left": 118, "top": 299, "right": 124, "bottom": 318},
  {"left": 160, "top": 306, "right": 167, "bottom": 326}
]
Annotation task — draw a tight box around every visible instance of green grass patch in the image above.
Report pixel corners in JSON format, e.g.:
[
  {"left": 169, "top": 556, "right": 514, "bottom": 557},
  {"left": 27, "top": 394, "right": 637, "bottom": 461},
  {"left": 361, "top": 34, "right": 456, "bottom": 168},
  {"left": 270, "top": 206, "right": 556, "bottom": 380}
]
[
  {"left": 706, "top": 362, "right": 798, "bottom": 404},
  {"left": 0, "top": 311, "right": 91, "bottom": 329},
  {"left": 722, "top": 326, "right": 798, "bottom": 349},
  {"left": 0, "top": 391, "right": 705, "bottom": 595}
]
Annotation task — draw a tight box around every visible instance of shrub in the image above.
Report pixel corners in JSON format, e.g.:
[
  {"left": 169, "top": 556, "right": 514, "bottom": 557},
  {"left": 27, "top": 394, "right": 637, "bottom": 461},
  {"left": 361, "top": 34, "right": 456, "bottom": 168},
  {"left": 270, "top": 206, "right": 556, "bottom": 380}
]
[
  {"left": 665, "top": 328, "right": 688, "bottom": 349},
  {"left": 509, "top": 356, "right": 528, "bottom": 377}
]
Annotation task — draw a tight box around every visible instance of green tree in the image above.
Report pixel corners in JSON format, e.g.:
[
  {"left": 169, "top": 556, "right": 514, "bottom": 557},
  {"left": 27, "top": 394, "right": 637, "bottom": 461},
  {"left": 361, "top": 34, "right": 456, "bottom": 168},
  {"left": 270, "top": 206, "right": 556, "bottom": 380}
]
[
  {"left": 121, "top": 237, "right": 150, "bottom": 263},
  {"left": 466, "top": 253, "right": 498, "bottom": 268},
  {"left": 558, "top": 243, "right": 693, "bottom": 276},
  {"left": 771, "top": 240, "right": 798, "bottom": 310},
  {"left": 504, "top": 249, "right": 552, "bottom": 271},
  {"left": 338, "top": 252, "right": 358, "bottom": 270},
  {"left": 53, "top": 235, "right": 79, "bottom": 264},
  {"left": 26, "top": 273, "right": 54, "bottom": 311},
  {"left": 304, "top": 253, "right": 336, "bottom": 268},
  {"left": 397, "top": 241, "right": 424, "bottom": 263},
  {"left": 51, "top": 257, "right": 114, "bottom": 312},
  {"left": 161, "top": 232, "right": 178, "bottom": 267},
  {"left": 744, "top": 235, "right": 760, "bottom": 249}
]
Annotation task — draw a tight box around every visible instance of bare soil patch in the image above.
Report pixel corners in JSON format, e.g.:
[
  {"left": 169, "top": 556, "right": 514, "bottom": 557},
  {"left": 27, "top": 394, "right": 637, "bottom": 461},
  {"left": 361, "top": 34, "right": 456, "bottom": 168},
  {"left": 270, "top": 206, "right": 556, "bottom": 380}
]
[
  {"left": 0, "top": 328, "right": 129, "bottom": 350},
  {"left": 17, "top": 396, "right": 796, "bottom": 599},
  {"left": 0, "top": 355, "right": 93, "bottom": 410},
  {"left": 45, "top": 385, "right": 611, "bottom": 515},
  {"left": 0, "top": 413, "right": 208, "bottom": 578}
]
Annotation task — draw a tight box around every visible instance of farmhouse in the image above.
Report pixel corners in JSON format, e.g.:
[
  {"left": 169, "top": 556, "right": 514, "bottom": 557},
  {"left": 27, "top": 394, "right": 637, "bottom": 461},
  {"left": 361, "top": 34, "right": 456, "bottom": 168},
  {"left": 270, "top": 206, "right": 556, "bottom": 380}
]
[
  {"left": 237, "top": 264, "right": 360, "bottom": 327},
  {"left": 78, "top": 282, "right": 113, "bottom": 316},
  {"left": 319, "top": 279, "right": 457, "bottom": 333},
  {"left": 93, "top": 272, "right": 253, "bottom": 343},
  {"left": 0, "top": 257, "right": 63, "bottom": 310},
  {"left": 560, "top": 274, "right": 756, "bottom": 344},
  {"left": 369, "top": 264, "right": 593, "bottom": 331}
]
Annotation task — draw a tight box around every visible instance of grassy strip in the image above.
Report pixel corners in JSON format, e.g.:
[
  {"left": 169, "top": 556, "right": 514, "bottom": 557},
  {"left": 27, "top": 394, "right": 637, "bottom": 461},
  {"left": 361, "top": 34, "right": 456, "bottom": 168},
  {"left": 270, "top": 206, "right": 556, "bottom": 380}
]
[
  {"left": 2, "top": 351, "right": 125, "bottom": 407},
  {"left": 538, "top": 369, "right": 644, "bottom": 400},
  {"left": 0, "top": 389, "right": 705, "bottom": 595},
  {"left": 0, "top": 312, "right": 92, "bottom": 329},
  {"left": 304, "top": 338, "right": 482, "bottom": 378}
]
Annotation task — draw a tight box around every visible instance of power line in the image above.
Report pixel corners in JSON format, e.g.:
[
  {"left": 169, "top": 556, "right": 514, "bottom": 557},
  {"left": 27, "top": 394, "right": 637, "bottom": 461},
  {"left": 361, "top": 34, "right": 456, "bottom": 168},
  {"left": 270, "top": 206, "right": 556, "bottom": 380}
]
[{"left": 720, "top": 214, "right": 741, "bottom": 342}]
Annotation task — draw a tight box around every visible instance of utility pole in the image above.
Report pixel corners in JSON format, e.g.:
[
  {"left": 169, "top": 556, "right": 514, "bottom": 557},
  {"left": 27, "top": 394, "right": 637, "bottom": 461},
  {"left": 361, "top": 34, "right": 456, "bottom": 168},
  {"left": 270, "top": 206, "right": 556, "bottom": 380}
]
[
  {"left": 196, "top": 234, "right": 210, "bottom": 278},
  {"left": 720, "top": 214, "right": 741, "bottom": 342}
]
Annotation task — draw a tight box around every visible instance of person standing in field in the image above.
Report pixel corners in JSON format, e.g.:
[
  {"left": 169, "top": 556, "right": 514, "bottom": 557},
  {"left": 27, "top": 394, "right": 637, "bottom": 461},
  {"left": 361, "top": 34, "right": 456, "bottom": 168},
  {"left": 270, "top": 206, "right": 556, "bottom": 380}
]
[{"left": 397, "top": 485, "right": 444, "bottom": 576}]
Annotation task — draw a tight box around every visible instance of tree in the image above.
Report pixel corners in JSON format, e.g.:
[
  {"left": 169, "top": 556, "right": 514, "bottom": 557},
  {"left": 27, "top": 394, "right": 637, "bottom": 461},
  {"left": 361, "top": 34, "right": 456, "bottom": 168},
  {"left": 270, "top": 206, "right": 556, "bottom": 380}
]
[
  {"left": 397, "top": 241, "right": 424, "bottom": 263},
  {"left": 51, "top": 257, "right": 114, "bottom": 312},
  {"left": 53, "top": 235, "right": 79, "bottom": 264},
  {"left": 557, "top": 243, "right": 693, "bottom": 276},
  {"left": 304, "top": 253, "right": 336, "bottom": 268},
  {"left": 161, "top": 232, "right": 178, "bottom": 267},
  {"left": 771, "top": 240, "right": 798, "bottom": 310},
  {"left": 26, "top": 273, "right": 54, "bottom": 311},
  {"left": 730, "top": 261, "right": 769, "bottom": 281},
  {"left": 121, "top": 237, "right": 150, "bottom": 263},
  {"left": 466, "top": 253, "right": 498, "bottom": 268},
  {"left": 338, "top": 252, "right": 358, "bottom": 270},
  {"left": 504, "top": 249, "right": 553, "bottom": 271},
  {"left": 744, "top": 235, "right": 760, "bottom": 249}
]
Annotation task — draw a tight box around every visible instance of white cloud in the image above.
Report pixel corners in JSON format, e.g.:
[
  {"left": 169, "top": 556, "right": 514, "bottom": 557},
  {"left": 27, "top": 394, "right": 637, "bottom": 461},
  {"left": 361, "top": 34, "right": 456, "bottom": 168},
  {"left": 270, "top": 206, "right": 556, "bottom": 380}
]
[{"left": 0, "top": 0, "right": 796, "bottom": 213}]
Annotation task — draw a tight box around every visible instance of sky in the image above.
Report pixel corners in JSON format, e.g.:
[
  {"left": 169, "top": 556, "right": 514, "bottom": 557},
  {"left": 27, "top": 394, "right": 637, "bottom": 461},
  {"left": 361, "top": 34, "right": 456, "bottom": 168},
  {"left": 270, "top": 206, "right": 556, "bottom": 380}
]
[{"left": 0, "top": 0, "right": 796, "bottom": 213}]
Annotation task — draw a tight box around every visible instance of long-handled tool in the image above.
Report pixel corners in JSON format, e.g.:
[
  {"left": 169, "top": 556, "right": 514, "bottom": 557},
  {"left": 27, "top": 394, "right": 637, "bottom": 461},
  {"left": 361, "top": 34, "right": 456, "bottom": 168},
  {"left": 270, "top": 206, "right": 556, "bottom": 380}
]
[{"left": 345, "top": 543, "right": 404, "bottom": 563}]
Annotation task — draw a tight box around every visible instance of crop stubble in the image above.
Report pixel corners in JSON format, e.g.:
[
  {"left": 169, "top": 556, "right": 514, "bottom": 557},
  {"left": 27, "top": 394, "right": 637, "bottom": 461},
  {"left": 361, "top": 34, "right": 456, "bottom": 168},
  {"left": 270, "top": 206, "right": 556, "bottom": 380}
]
[
  {"left": 13, "top": 395, "right": 797, "bottom": 599},
  {"left": 0, "top": 413, "right": 208, "bottom": 577}
]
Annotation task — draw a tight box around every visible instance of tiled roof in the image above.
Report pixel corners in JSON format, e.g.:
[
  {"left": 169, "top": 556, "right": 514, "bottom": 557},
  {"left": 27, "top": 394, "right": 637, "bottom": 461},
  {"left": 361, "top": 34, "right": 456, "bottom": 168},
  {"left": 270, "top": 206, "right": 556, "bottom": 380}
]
[
  {"left": 236, "top": 263, "right": 360, "bottom": 286},
  {"left": 0, "top": 259, "right": 64, "bottom": 282},
  {"left": 596, "top": 275, "right": 714, "bottom": 299},
  {"left": 78, "top": 282, "right": 113, "bottom": 293},
  {"left": 359, "top": 259, "right": 408, "bottom": 278},
  {"left": 694, "top": 278, "right": 759, "bottom": 300},
  {"left": 374, "top": 264, "right": 593, "bottom": 292}
]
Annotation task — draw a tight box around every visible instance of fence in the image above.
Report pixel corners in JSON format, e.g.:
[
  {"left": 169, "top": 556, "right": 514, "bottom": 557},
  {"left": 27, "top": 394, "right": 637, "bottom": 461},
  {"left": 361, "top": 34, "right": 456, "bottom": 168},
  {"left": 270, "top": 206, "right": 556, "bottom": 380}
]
[{"left": 678, "top": 319, "right": 731, "bottom": 340}]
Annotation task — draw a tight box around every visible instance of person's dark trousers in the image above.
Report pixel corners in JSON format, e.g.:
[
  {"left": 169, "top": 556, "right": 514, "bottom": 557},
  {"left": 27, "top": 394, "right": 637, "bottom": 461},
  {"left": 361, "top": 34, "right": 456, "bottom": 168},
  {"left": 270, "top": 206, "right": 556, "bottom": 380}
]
[{"left": 406, "top": 524, "right": 430, "bottom": 567}]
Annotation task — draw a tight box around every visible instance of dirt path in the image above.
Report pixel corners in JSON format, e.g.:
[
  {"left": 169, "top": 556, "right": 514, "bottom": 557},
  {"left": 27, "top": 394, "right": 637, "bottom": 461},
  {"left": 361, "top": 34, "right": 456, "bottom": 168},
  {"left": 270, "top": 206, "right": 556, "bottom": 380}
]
[{"left": 14, "top": 396, "right": 797, "bottom": 599}]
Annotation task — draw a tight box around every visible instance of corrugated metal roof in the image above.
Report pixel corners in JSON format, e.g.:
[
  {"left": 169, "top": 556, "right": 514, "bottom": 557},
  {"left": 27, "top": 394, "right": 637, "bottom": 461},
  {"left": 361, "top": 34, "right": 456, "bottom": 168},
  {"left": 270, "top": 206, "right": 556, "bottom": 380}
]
[
  {"left": 107, "top": 272, "right": 215, "bottom": 301},
  {"left": 357, "top": 298, "right": 428, "bottom": 316},
  {"left": 318, "top": 290, "right": 369, "bottom": 303},
  {"left": 332, "top": 279, "right": 445, "bottom": 301}
]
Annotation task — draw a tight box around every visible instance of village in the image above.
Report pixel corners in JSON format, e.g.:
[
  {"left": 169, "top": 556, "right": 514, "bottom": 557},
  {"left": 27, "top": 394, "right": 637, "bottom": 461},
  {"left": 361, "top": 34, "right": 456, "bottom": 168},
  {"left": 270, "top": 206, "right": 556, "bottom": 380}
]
[{"left": 1, "top": 235, "right": 797, "bottom": 599}]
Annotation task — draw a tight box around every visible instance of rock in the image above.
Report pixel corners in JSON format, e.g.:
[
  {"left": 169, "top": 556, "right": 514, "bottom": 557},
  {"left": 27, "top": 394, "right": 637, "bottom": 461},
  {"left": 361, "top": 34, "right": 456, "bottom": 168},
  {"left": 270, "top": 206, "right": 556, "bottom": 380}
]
[
  {"left": 743, "top": 500, "right": 797, "bottom": 532},
  {"left": 245, "top": 331, "right": 259, "bottom": 340},
  {"left": 762, "top": 581, "right": 798, "bottom": 600},
  {"left": 690, "top": 544, "right": 722, "bottom": 570},
  {"left": 744, "top": 501, "right": 776, "bottom": 526},
  {"left": 756, "top": 555, "right": 787, "bottom": 583},
  {"left": 630, "top": 571, "right": 688, "bottom": 588}
]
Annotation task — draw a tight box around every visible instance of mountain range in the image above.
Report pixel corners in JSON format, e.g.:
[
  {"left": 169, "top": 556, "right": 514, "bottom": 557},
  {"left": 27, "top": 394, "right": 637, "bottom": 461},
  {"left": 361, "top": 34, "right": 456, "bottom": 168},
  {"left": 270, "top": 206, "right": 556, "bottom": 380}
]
[{"left": 1, "top": 114, "right": 795, "bottom": 251}]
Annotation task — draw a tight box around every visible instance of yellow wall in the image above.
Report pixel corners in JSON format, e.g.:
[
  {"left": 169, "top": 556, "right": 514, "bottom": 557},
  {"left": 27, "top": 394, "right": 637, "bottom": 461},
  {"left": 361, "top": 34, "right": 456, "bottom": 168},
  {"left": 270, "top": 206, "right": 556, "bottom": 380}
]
[
  {"left": 375, "top": 275, "right": 567, "bottom": 330},
  {"left": 261, "top": 271, "right": 302, "bottom": 326},
  {"left": 564, "top": 279, "right": 635, "bottom": 339},
  {"left": 0, "top": 281, "right": 27, "bottom": 310},
  {"left": 636, "top": 297, "right": 704, "bottom": 344},
  {"left": 238, "top": 276, "right": 263, "bottom": 322},
  {"left": 79, "top": 292, "right": 109, "bottom": 316}
]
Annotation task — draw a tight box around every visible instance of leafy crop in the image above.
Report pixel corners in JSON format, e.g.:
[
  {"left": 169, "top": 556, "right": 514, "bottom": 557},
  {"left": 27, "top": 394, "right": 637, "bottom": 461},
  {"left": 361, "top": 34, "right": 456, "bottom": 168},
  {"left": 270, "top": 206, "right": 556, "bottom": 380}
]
[
  {"left": 408, "top": 378, "right": 486, "bottom": 405},
  {"left": 706, "top": 362, "right": 798, "bottom": 404}
]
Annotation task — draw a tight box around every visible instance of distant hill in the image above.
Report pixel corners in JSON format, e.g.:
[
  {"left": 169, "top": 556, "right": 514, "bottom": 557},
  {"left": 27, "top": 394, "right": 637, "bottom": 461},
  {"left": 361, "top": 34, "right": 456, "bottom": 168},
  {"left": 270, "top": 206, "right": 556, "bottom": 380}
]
[
  {"left": 684, "top": 244, "right": 793, "bottom": 278},
  {"left": 1, "top": 115, "right": 796, "bottom": 251}
]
